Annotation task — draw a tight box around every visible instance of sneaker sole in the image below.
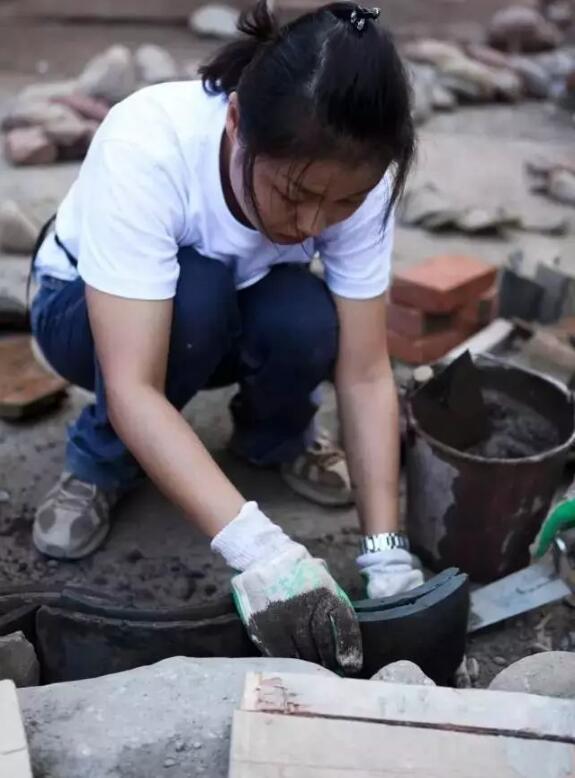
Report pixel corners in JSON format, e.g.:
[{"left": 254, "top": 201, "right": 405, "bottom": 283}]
[
  {"left": 281, "top": 470, "right": 355, "bottom": 508},
  {"left": 32, "top": 519, "right": 111, "bottom": 560}
]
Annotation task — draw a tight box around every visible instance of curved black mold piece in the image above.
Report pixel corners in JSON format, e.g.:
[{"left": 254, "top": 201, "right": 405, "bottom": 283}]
[
  {"left": 357, "top": 572, "right": 470, "bottom": 684},
  {"left": 36, "top": 606, "right": 257, "bottom": 683},
  {"left": 354, "top": 567, "right": 460, "bottom": 613},
  {"left": 0, "top": 571, "right": 469, "bottom": 685}
]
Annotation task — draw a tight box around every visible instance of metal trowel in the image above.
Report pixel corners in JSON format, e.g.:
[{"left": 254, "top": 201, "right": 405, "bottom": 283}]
[{"left": 469, "top": 480, "right": 575, "bottom": 632}]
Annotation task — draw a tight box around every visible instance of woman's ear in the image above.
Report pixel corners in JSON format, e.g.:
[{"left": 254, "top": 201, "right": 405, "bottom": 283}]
[{"left": 225, "top": 92, "right": 240, "bottom": 145}]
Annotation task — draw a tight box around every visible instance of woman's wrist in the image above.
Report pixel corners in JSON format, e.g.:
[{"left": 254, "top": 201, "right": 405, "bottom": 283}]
[{"left": 211, "top": 501, "right": 294, "bottom": 572}]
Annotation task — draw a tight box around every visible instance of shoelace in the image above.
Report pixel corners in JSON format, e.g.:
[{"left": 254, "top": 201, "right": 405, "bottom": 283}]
[
  {"left": 54, "top": 476, "right": 99, "bottom": 512},
  {"left": 309, "top": 438, "right": 345, "bottom": 470}
]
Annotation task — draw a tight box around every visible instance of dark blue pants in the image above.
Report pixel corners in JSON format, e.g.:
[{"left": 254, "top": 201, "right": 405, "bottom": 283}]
[{"left": 31, "top": 248, "right": 339, "bottom": 490}]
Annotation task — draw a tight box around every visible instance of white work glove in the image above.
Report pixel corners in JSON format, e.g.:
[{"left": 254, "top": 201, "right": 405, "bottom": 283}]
[
  {"left": 356, "top": 548, "right": 424, "bottom": 600},
  {"left": 212, "top": 502, "right": 362, "bottom": 674}
]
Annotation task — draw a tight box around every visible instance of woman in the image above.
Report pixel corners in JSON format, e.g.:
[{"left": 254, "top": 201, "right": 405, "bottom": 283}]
[{"left": 30, "top": 1, "right": 423, "bottom": 673}]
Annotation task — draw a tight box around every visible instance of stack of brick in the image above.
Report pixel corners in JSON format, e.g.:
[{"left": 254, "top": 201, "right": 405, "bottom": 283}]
[{"left": 387, "top": 255, "right": 498, "bottom": 364}]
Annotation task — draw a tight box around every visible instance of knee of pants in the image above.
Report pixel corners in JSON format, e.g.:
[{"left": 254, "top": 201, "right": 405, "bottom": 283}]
[
  {"left": 259, "top": 306, "right": 339, "bottom": 379},
  {"left": 170, "top": 249, "right": 239, "bottom": 362}
]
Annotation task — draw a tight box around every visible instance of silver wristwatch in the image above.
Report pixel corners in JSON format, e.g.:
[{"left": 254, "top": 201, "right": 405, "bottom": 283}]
[{"left": 360, "top": 532, "right": 410, "bottom": 555}]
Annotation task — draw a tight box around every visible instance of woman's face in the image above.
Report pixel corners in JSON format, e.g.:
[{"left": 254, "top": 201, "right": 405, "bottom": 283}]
[{"left": 225, "top": 95, "right": 384, "bottom": 244}]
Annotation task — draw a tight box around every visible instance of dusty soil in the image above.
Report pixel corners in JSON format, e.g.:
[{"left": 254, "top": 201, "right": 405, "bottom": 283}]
[{"left": 0, "top": 14, "right": 574, "bottom": 689}]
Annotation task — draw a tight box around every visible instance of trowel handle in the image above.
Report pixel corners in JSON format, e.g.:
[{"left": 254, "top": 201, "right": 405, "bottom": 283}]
[{"left": 532, "top": 488, "right": 575, "bottom": 560}]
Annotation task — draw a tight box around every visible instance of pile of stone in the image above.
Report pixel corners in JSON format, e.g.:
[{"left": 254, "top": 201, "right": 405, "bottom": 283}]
[
  {"left": 2, "top": 44, "right": 180, "bottom": 167},
  {"left": 406, "top": 3, "right": 575, "bottom": 124}
]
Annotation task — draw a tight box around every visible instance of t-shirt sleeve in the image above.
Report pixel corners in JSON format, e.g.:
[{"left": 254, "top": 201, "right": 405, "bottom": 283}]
[
  {"left": 75, "top": 139, "right": 184, "bottom": 300},
  {"left": 316, "top": 176, "right": 394, "bottom": 300}
]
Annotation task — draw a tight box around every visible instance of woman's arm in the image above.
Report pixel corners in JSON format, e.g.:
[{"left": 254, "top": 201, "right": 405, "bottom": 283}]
[
  {"left": 86, "top": 285, "right": 245, "bottom": 536},
  {"left": 333, "top": 292, "right": 400, "bottom": 534}
]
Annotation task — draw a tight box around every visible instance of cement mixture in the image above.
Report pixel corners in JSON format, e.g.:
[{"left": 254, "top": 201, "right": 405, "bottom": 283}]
[{"left": 467, "top": 389, "right": 562, "bottom": 459}]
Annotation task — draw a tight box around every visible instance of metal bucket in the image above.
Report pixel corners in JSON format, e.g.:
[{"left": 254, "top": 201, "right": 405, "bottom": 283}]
[{"left": 406, "top": 355, "right": 575, "bottom": 582}]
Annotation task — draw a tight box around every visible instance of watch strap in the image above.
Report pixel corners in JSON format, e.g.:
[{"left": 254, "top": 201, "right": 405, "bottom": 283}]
[{"left": 360, "top": 532, "right": 410, "bottom": 555}]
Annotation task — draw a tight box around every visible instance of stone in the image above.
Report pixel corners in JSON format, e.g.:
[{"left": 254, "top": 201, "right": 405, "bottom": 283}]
[
  {"left": 439, "top": 57, "right": 522, "bottom": 102},
  {"left": 52, "top": 93, "right": 110, "bottom": 122},
  {"left": 43, "top": 111, "right": 92, "bottom": 147},
  {"left": 403, "top": 39, "right": 463, "bottom": 69},
  {"left": 408, "top": 64, "right": 435, "bottom": 124},
  {"left": 431, "top": 82, "right": 456, "bottom": 110},
  {"left": 136, "top": 44, "right": 179, "bottom": 84},
  {"left": 508, "top": 55, "right": 551, "bottom": 98},
  {"left": 488, "top": 5, "right": 562, "bottom": 53},
  {"left": 464, "top": 43, "right": 513, "bottom": 70},
  {"left": 0, "top": 200, "right": 39, "bottom": 254},
  {"left": 3, "top": 127, "right": 58, "bottom": 166},
  {"left": 371, "top": 660, "right": 436, "bottom": 686},
  {"left": 18, "top": 656, "right": 334, "bottom": 778},
  {"left": 77, "top": 45, "right": 138, "bottom": 104},
  {"left": 189, "top": 4, "right": 240, "bottom": 39},
  {"left": 1, "top": 100, "right": 76, "bottom": 132},
  {"left": 548, "top": 168, "right": 575, "bottom": 206},
  {"left": 0, "top": 632, "right": 40, "bottom": 688},
  {"left": 399, "top": 184, "right": 458, "bottom": 230},
  {"left": 489, "top": 651, "right": 575, "bottom": 699},
  {"left": 15, "top": 80, "right": 78, "bottom": 106}
]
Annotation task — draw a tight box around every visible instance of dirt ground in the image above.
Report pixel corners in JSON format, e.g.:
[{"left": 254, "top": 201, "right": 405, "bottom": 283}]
[{"left": 0, "top": 14, "right": 574, "bottom": 688}]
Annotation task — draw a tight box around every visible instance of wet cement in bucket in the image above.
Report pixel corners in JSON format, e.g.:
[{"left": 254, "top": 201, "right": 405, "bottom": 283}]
[
  {"left": 412, "top": 354, "right": 568, "bottom": 461},
  {"left": 465, "top": 389, "right": 561, "bottom": 459}
]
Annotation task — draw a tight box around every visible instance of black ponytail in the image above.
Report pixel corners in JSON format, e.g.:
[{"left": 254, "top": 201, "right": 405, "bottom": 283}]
[
  {"left": 200, "top": 1, "right": 278, "bottom": 95},
  {"left": 200, "top": 0, "right": 415, "bottom": 226}
]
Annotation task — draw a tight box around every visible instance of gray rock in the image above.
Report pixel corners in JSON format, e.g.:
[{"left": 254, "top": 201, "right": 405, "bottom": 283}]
[
  {"left": 1, "top": 100, "right": 77, "bottom": 132},
  {"left": 0, "top": 200, "right": 39, "bottom": 254},
  {"left": 18, "top": 656, "right": 334, "bottom": 778},
  {"left": 43, "top": 111, "right": 92, "bottom": 147},
  {"left": 488, "top": 5, "right": 562, "bottom": 53},
  {"left": 189, "top": 4, "right": 240, "bottom": 39},
  {"left": 0, "top": 632, "right": 40, "bottom": 688},
  {"left": 431, "top": 82, "right": 457, "bottom": 110},
  {"left": 371, "top": 660, "right": 435, "bottom": 686},
  {"left": 548, "top": 168, "right": 575, "bottom": 206},
  {"left": 509, "top": 55, "right": 551, "bottom": 98},
  {"left": 489, "top": 651, "right": 575, "bottom": 699},
  {"left": 3, "top": 127, "right": 58, "bottom": 167},
  {"left": 77, "top": 45, "right": 138, "bottom": 104},
  {"left": 136, "top": 44, "right": 179, "bottom": 84},
  {"left": 16, "top": 80, "right": 79, "bottom": 106}
]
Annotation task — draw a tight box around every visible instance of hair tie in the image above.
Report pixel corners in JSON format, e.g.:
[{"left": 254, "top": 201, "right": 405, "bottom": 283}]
[{"left": 349, "top": 5, "right": 380, "bottom": 32}]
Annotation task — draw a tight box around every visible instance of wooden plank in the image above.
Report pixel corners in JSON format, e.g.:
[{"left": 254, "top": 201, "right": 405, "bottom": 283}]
[
  {"left": 241, "top": 672, "right": 575, "bottom": 744},
  {"left": 0, "top": 680, "right": 33, "bottom": 778},
  {"left": 229, "top": 710, "right": 575, "bottom": 778},
  {"left": 0, "top": 335, "right": 67, "bottom": 419}
]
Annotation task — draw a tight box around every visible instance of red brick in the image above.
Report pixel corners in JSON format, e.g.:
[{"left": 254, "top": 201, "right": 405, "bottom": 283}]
[
  {"left": 391, "top": 255, "right": 498, "bottom": 314},
  {"left": 387, "top": 326, "right": 470, "bottom": 365},
  {"left": 387, "top": 301, "right": 453, "bottom": 338},
  {"left": 3, "top": 127, "right": 57, "bottom": 166},
  {"left": 456, "top": 285, "right": 499, "bottom": 329}
]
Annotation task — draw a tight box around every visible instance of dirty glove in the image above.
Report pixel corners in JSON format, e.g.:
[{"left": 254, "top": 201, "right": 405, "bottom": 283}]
[
  {"left": 357, "top": 548, "right": 424, "bottom": 600},
  {"left": 212, "top": 502, "right": 362, "bottom": 674}
]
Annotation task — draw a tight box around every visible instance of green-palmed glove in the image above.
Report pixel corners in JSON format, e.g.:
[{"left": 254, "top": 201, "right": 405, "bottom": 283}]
[{"left": 211, "top": 502, "right": 363, "bottom": 674}]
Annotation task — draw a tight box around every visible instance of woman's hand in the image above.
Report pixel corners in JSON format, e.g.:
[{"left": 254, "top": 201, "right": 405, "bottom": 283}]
[
  {"left": 357, "top": 548, "right": 424, "bottom": 599},
  {"left": 212, "top": 502, "right": 362, "bottom": 674}
]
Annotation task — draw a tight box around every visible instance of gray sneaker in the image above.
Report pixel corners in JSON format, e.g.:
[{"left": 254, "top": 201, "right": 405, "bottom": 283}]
[{"left": 33, "top": 472, "right": 119, "bottom": 559}]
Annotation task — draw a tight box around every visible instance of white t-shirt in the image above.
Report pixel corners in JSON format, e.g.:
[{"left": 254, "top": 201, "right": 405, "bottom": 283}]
[{"left": 35, "top": 81, "right": 394, "bottom": 300}]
